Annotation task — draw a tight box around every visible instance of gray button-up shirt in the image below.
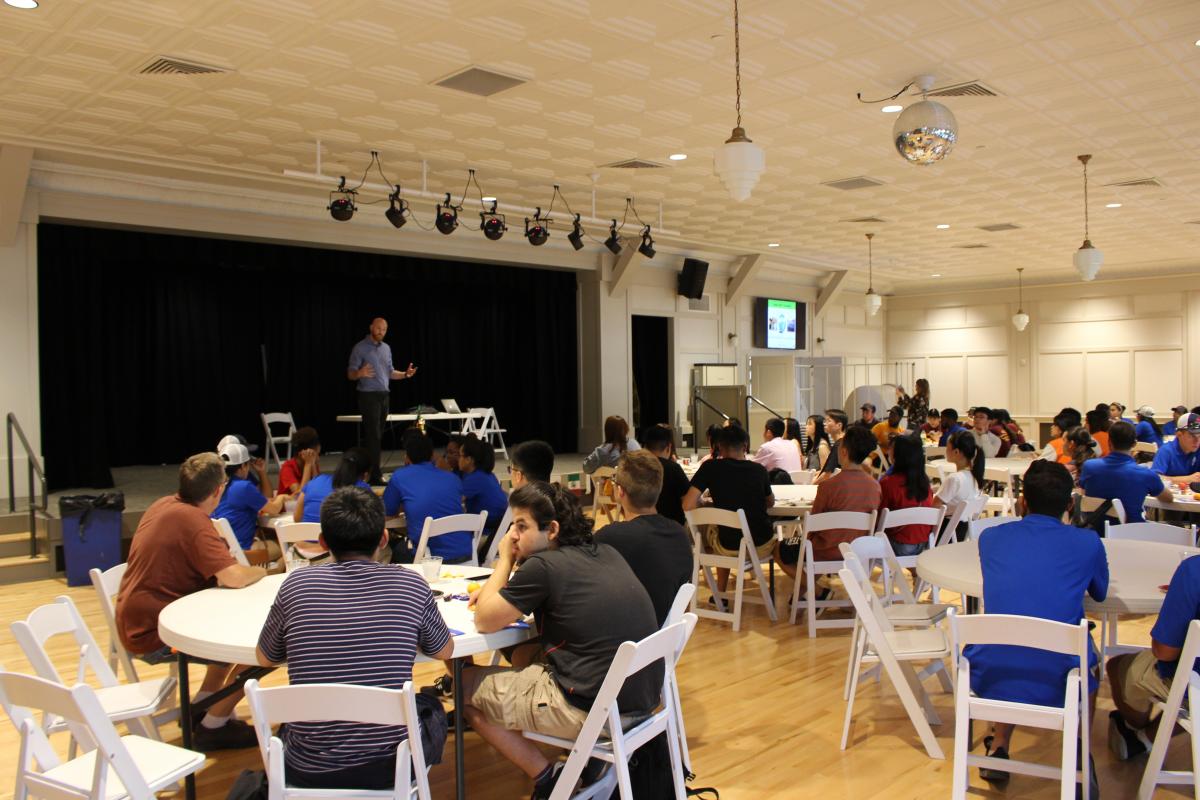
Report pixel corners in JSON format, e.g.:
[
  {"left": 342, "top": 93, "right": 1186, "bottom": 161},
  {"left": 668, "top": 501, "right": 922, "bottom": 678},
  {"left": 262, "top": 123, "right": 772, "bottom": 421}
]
[{"left": 348, "top": 336, "right": 393, "bottom": 393}]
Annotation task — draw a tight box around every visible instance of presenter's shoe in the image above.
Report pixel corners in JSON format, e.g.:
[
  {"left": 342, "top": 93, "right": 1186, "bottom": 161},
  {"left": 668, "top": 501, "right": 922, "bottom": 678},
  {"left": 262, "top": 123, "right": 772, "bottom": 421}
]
[
  {"left": 193, "top": 718, "right": 258, "bottom": 751},
  {"left": 978, "top": 735, "right": 1010, "bottom": 785}
]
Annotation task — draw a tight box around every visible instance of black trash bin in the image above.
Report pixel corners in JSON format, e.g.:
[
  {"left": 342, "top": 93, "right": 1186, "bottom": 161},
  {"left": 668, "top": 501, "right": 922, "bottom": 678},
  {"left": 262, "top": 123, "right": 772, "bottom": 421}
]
[{"left": 59, "top": 492, "right": 125, "bottom": 586}]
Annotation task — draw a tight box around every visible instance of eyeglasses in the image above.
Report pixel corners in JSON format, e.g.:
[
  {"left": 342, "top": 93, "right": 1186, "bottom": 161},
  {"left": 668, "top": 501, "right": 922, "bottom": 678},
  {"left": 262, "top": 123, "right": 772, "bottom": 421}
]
[{"left": 507, "top": 465, "right": 523, "bottom": 475}]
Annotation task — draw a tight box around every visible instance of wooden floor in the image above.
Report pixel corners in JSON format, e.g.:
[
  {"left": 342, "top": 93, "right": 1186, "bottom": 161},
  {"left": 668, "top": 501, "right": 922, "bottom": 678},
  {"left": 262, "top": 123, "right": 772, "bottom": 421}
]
[{"left": 0, "top": 574, "right": 1190, "bottom": 800}]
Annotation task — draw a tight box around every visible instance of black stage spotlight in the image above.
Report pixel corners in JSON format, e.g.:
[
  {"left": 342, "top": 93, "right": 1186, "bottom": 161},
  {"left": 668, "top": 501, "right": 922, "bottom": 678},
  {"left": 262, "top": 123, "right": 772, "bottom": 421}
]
[
  {"left": 481, "top": 202, "right": 507, "bottom": 241},
  {"left": 567, "top": 214, "right": 585, "bottom": 251},
  {"left": 385, "top": 187, "right": 407, "bottom": 229},
  {"left": 435, "top": 193, "right": 459, "bottom": 235},
  {"left": 604, "top": 220, "right": 622, "bottom": 255},
  {"left": 525, "top": 208, "right": 550, "bottom": 246},
  {"left": 328, "top": 177, "right": 356, "bottom": 222},
  {"left": 638, "top": 225, "right": 656, "bottom": 259}
]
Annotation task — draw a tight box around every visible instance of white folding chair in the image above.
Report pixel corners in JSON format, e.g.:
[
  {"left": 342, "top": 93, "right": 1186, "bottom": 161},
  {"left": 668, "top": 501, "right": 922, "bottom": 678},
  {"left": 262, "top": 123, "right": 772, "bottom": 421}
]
[
  {"left": 791, "top": 510, "right": 877, "bottom": 636},
  {"left": 0, "top": 670, "right": 205, "bottom": 800},
  {"left": 659, "top": 584, "right": 697, "bottom": 776},
  {"left": 876, "top": 506, "right": 947, "bottom": 598},
  {"left": 214, "top": 517, "right": 251, "bottom": 566},
  {"left": 685, "top": 507, "right": 777, "bottom": 632},
  {"left": 275, "top": 522, "right": 325, "bottom": 571},
  {"left": 522, "top": 618, "right": 695, "bottom": 800},
  {"left": 482, "top": 506, "right": 513, "bottom": 567},
  {"left": 1133, "top": 441, "right": 1159, "bottom": 456},
  {"left": 949, "top": 610, "right": 1092, "bottom": 800},
  {"left": 1079, "top": 495, "right": 1127, "bottom": 525},
  {"left": 838, "top": 565, "right": 950, "bottom": 758},
  {"left": 982, "top": 466, "right": 1016, "bottom": 516},
  {"left": 413, "top": 511, "right": 488, "bottom": 567},
  {"left": 868, "top": 534, "right": 957, "bottom": 624},
  {"left": 788, "top": 469, "right": 814, "bottom": 485},
  {"left": 589, "top": 466, "right": 622, "bottom": 526},
  {"left": 244, "top": 679, "right": 432, "bottom": 800},
  {"left": 928, "top": 495, "right": 988, "bottom": 607},
  {"left": 10, "top": 596, "right": 176, "bottom": 750},
  {"left": 262, "top": 411, "right": 297, "bottom": 474},
  {"left": 967, "top": 513, "right": 1016, "bottom": 542},
  {"left": 469, "top": 407, "right": 508, "bottom": 460},
  {"left": 1139, "top": 619, "right": 1200, "bottom": 799}
]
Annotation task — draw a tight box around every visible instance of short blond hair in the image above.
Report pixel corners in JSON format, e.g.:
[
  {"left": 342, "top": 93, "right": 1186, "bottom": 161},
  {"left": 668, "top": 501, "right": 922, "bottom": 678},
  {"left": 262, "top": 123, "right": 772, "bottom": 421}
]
[
  {"left": 179, "top": 452, "right": 225, "bottom": 505},
  {"left": 614, "top": 450, "right": 663, "bottom": 508}
]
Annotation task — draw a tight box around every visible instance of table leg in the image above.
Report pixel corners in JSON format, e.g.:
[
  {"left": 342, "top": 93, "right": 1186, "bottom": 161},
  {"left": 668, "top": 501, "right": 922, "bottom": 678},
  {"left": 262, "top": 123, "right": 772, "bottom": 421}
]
[
  {"left": 453, "top": 658, "right": 466, "bottom": 800},
  {"left": 178, "top": 652, "right": 195, "bottom": 800}
]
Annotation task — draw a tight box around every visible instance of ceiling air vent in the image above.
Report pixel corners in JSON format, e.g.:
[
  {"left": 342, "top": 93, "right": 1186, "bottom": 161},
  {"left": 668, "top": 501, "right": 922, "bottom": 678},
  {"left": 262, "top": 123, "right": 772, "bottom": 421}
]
[
  {"left": 977, "top": 223, "right": 1021, "bottom": 232},
  {"left": 688, "top": 295, "right": 711, "bottom": 312},
  {"left": 954, "top": 243, "right": 990, "bottom": 249},
  {"left": 821, "top": 176, "right": 884, "bottom": 191},
  {"left": 432, "top": 65, "right": 527, "bottom": 97},
  {"left": 1105, "top": 177, "right": 1163, "bottom": 188},
  {"left": 138, "top": 56, "right": 229, "bottom": 76},
  {"left": 844, "top": 216, "right": 888, "bottom": 223},
  {"left": 927, "top": 80, "right": 999, "bottom": 97},
  {"left": 600, "top": 158, "right": 666, "bottom": 169}
]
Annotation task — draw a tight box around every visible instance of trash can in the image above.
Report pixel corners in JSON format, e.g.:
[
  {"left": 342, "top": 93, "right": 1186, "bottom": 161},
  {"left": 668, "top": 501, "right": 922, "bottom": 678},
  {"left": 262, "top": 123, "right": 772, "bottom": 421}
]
[{"left": 59, "top": 492, "right": 125, "bottom": 586}]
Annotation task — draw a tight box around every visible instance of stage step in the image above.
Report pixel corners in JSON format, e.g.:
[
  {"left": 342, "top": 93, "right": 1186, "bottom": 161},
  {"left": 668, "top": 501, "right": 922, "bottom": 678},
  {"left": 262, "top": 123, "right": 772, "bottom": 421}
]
[
  {"left": 0, "top": 530, "right": 45, "bottom": 559},
  {"left": 0, "top": 553, "right": 54, "bottom": 584}
]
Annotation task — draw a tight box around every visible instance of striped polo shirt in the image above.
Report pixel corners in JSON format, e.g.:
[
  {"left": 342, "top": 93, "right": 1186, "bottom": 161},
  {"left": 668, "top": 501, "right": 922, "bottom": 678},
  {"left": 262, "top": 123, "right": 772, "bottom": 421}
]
[{"left": 257, "top": 560, "right": 451, "bottom": 774}]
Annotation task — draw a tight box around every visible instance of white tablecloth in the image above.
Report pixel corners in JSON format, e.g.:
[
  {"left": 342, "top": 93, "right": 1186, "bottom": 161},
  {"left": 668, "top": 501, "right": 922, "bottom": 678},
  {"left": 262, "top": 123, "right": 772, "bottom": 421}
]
[{"left": 770, "top": 484, "right": 818, "bottom": 516}]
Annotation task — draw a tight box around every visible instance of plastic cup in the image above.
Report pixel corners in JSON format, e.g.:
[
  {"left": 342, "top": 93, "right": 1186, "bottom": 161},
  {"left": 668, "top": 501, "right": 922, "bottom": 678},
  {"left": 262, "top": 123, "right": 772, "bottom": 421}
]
[{"left": 420, "top": 556, "right": 443, "bottom": 581}]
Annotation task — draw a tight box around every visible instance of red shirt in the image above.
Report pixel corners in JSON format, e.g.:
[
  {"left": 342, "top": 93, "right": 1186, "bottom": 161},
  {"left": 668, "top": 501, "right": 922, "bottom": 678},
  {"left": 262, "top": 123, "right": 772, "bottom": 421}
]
[
  {"left": 277, "top": 457, "right": 304, "bottom": 495},
  {"left": 878, "top": 474, "right": 935, "bottom": 545}
]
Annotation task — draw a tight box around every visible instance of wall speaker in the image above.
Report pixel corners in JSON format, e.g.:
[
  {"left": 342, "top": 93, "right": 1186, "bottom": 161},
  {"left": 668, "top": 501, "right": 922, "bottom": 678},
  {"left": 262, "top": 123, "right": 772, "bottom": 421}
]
[{"left": 677, "top": 258, "right": 708, "bottom": 300}]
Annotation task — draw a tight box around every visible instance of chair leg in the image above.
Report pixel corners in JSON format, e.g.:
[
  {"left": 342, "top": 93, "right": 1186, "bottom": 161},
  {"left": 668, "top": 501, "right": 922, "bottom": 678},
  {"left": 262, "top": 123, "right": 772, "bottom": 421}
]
[
  {"left": 789, "top": 563, "right": 803, "bottom": 625},
  {"left": 1140, "top": 684, "right": 1184, "bottom": 799},
  {"left": 1060, "top": 704, "right": 1079, "bottom": 800},
  {"left": 951, "top": 682, "right": 970, "bottom": 799},
  {"left": 665, "top": 707, "right": 688, "bottom": 800},
  {"left": 843, "top": 624, "right": 861, "bottom": 700},
  {"left": 806, "top": 563, "right": 818, "bottom": 638},
  {"left": 841, "top": 650, "right": 864, "bottom": 750},
  {"left": 1190, "top": 680, "right": 1200, "bottom": 800},
  {"left": 881, "top": 659, "right": 944, "bottom": 759},
  {"left": 752, "top": 560, "right": 778, "bottom": 622},
  {"left": 732, "top": 562, "right": 746, "bottom": 632}
]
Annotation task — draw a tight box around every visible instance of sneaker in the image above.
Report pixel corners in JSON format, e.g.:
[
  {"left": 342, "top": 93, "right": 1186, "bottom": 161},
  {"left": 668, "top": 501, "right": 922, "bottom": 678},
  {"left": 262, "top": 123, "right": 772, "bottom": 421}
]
[
  {"left": 530, "top": 761, "right": 565, "bottom": 800},
  {"left": 978, "top": 735, "right": 1010, "bottom": 784},
  {"left": 192, "top": 718, "right": 258, "bottom": 751},
  {"left": 581, "top": 757, "right": 608, "bottom": 786},
  {"left": 419, "top": 675, "right": 453, "bottom": 699},
  {"left": 1108, "top": 710, "right": 1148, "bottom": 761}
]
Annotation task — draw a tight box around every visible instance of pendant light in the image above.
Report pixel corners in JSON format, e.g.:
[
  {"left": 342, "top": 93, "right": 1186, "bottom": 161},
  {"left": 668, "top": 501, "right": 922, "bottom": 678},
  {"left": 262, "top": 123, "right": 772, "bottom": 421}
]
[
  {"left": 713, "top": 0, "right": 765, "bottom": 202},
  {"left": 1073, "top": 154, "right": 1103, "bottom": 281},
  {"left": 864, "top": 232, "right": 882, "bottom": 316},
  {"left": 1011, "top": 267, "right": 1029, "bottom": 331}
]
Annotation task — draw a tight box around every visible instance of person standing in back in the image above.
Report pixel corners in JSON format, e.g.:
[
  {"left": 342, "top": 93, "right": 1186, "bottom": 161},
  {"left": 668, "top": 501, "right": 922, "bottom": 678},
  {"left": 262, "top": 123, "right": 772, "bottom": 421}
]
[{"left": 346, "top": 317, "right": 418, "bottom": 485}]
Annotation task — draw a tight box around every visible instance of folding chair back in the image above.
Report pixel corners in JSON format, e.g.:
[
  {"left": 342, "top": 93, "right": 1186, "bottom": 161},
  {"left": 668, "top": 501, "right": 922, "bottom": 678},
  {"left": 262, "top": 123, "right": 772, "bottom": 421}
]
[
  {"left": 934, "top": 494, "right": 988, "bottom": 548},
  {"left": 244, "top": 679, "right": 431, "bottom": 800},
  {"left": 214, "top": 517, "right": 251, "bottom": 566},
  {"left": 262, "top": 412, "right": 297, "bottom": 473},
  {"left": 589, "top": 466, "right": 621, "bottom": 525},
  {"left": 664, "top": 583, "right": 696, "bottom": 628},
  {"left": 11, "top": 596, "right": 118, "bottom": 690},
  {"left": 685, "top": 507, "right": 776, "bottom": 631},
  {"left": 1139, "top": 619, "right": 1200, "bottom": 798},
  {"left": 275, "top": 522, "right": 324, "bottom": 571},
  {"left": 1133, "top": 441, "right": 1158, "bottom": 456},
  {"left": 791, "top": 510, "right": 877, "bottom": 635},
  {"left": 88, "top": 563, "right": 140, "bottom": 683},
  {"left": 483, "top": 506, "right": 513, "bottom": 567},
  {"left": 469, "top": 407, "right": 508, "bottom": 459},
  {"left": 1079, "top": 495, "right": 1127, "bottom": 525},
  {"left": 967, "top": 514, "right": 1017, "bottom": 542},
  {"left": 414, "top": 511, "right": 488, "bottom": 567},
  {"left": 846, "top": 535, "right": 895, "bottom": 600},
  {"left": 1106, "top": 520, "right": 1195, "bottom": 547}
]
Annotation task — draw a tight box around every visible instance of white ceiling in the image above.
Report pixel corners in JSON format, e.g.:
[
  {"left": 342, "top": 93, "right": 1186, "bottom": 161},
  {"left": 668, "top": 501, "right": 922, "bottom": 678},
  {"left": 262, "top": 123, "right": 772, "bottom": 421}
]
[{"left": 3, "top": 0, "right": 1200, "bottom": 292}]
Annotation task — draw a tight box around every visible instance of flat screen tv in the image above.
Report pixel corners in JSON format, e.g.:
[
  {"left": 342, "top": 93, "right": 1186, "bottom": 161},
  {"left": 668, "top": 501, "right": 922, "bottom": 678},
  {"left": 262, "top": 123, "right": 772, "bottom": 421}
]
[{"left": 752, "top": 297, "right": 804, "bottom": 350}]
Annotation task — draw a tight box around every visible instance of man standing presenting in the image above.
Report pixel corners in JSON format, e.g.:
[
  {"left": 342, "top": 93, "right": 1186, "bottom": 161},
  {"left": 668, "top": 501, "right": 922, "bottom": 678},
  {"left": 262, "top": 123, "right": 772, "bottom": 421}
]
[{"left": 347, "top": 317, "right": 417, "bottom": 485}]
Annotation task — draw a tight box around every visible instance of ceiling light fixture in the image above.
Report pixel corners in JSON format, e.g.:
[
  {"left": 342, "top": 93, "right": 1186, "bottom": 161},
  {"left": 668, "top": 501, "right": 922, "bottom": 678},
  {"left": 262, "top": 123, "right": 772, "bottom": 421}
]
[
  {"left": 858, "top": 75, "right": 958, "bottom": 164},
  {"left": 638, "top": 226, "right": 656, "bottom": 259},
  {"left": 713, "top": 0, "right": 765, "bottom": 202},
  {"left": 604, "top": 220, "right": 622, "bottom": 255},
  {"left": 936, "top": 224, "right": 950, "bottom": 229},
  {"left": 480, "top": 200, "right": 506, "bottom": 241},
  {"left": 767, "top": 242, "right": 780, "bottom": 247},
  {"left": 328, "top": 177, "right": 357, "bottom": 222},
  {"left": 567, "top": 214, "right": 585, "bottom": 251},
  {"left": 881, "top": 105, "right": 902, "bottom": 113},
  {"left": 3, "top": 0, "right": 39, "bottom": 8},
  {"left": 1073, "top": 154, "right": 1103, "bottom": 281},
  {"left": 1106, "top": 202, "right": 1121, "bottom": 208},
  {"left": 524, "top": 208, "right": 550, "bottom": 246},
  {"left": 481, "top": 196, "right": 496, "bottom": 203},
  {"left": 669, "top": 153, "right": 688, "bottom": 161},
  {"left": 864, "top": 232, "right": 882, "bottom": 316},
  {"left": 435, "top": 193, "right": 459, "bottom": 235},
  {"left": 1011, "top": 267, "right": 1029, "bottom": 331},
  {"left": 385, "top": 186, "right": 408, "bottom": 229},
  {"left": 930, "top": 273, "right": 941, "bottom": 277}
]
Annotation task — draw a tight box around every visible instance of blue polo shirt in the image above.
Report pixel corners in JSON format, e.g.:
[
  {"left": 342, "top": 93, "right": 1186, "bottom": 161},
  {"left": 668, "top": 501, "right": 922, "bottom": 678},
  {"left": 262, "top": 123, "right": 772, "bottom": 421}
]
[
  {"left": 212, "top": 476, "right": 266, "bottom": 549},
  {"left": 1078, "top": 452, "right": 1166, "bottom": 524},
  {"left": 964, "top": 514, "right": 1109, "bottom": 706},
  {"left": 383, "top": 462, "right": 470, "bottom": 560},
  {"left": 1164, "top": 421, "right": 1178, "bottom": 436},
  {"left": 938, "top": 423, "right": 967, "bottom": 447},
  {"left": 347, "top": 336, "right": 393, "bottom": 393},
  {"left": 462, "top": 470, "right": 508, "bottom": 533},
  {"left": 1152, "top": 438, "right": 1200, "bottom": 477},
  {"left": 1152, "top": 556, "right": 1200, "bottom": 679},
  {"left": 1135, "top": 421, "right": 1163, "bottom": 446},
  {"left": 299, "top": 474, "right": 372, "bottom": 524}
]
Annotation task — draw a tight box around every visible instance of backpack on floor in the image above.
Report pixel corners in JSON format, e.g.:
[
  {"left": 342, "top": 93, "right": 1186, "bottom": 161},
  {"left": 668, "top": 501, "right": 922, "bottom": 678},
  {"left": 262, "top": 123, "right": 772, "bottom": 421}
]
[{"left": 608, "top": 733, "right": 719, "bottom": 800}]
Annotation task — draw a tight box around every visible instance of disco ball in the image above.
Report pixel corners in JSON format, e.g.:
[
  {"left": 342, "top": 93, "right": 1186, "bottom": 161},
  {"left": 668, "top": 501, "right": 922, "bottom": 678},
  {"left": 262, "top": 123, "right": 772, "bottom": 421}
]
[{"left": 892, "top": 99, "right": 958, "bottom": 165}]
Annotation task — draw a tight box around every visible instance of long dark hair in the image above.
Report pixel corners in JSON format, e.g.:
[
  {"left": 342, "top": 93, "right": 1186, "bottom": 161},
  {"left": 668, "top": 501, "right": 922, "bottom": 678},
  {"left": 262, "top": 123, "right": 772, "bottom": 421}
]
[
  {"left": 1064, "top": 426, "right": 1098, "bottom": 469},
  {"left": 1138, "top": 411, "right": 1164, "bottom": 440},
  {"left": 509, "top": 481, "right": 593, "bottom": 547},
  {"left": 891, "top": 435, "right": 930, "bottom": 501},
  {"left": 949, "top": 430, "right": 985, "bottom": 487},
  {"left": 333, "top": 447, "right": 370, "bottom": 488},
  {"left": 914, "top": 378, "right": 930, "bottom": 400},
  {"left": 803, "top": 415, "right": 830, "bottom": 456}
]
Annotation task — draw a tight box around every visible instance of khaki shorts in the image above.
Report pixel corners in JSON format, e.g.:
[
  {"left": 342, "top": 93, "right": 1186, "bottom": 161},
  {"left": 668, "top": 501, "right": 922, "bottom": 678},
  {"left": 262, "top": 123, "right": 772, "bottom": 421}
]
[
  {"left": 702, "top": 524, "right": 775, "bottom": 561},
  {"left": 469, "top": 663, "right": 588, "bottom": 740},
  {"left": 1120, "top": 649, "right": 1174, "bottom": 715}
]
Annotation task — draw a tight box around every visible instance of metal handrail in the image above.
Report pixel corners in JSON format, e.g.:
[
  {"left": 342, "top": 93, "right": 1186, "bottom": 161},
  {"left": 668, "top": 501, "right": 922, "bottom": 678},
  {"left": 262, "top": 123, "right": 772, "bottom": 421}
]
[
  {"left": 6, "top": 413, "right": 47, "bottom": 558},
  {"left": 745, "top": 394, "right": 785, "bottom": 421},
  {"left": 690, "top": 393, "right": 731, "bottom": 455}
]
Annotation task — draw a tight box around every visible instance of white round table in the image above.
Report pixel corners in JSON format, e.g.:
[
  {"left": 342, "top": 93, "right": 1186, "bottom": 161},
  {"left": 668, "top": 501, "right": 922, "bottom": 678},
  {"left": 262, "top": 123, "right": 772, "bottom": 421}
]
[
  {"left": 916, "top": 538, "right": 1200, "bottom": 614},
  {"left": 159, "top": 567, "right": 529, "bottom": 800}
]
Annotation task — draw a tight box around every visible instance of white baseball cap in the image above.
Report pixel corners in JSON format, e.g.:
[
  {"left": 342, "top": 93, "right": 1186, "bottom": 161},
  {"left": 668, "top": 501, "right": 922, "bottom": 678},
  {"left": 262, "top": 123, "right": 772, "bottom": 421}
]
[
  {"left": 1136, "top": 405, "right": 1156, "bottom": 418},
  {"left": 218, "top": 441, "right": 250, "bottom": 466},
  {"left": 217, "top": 434, "right": 258, "bottom": 454}
]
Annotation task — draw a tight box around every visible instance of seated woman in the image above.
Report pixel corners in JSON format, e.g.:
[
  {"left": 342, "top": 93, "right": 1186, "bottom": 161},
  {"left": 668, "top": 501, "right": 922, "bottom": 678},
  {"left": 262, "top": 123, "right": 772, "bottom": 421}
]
[
  {"left": 461, "top": 435, "right": 510, "bottom": 563},
  {"left": 1063, "top": 426, "right": 1099, "bottom": 484},
  {"left": 1039, "top": 412, "right": 1076, "bottom": 465},
  {"left": 920, "top": 408, "right": 942, "bottom": 445},
  {"left": 696, "top": 423, "right": 723, "bottom": 465},
  {"left": 1134, "top": 406, "right": 1164, "bottom": 447},
  {"left": 1085, "top": 407, "right": 1111, "bottom": 456},
  {"left": 582, "top": 415, "right": 640, "bottom": 474},
  {"left": 801, "top": 415, "right": 831, "bottom": 471},
  {"left": 879, "top": 435, "right": 935, "bottom": 557},
  {"left": 276, "top": 426, "right": 321, "bottom": 496},
  {"left": 294, "top": 447, "right": 371, "bottom": 523},
  {"left": 934, "top": 430, "right": 985, "bottom": 540}
]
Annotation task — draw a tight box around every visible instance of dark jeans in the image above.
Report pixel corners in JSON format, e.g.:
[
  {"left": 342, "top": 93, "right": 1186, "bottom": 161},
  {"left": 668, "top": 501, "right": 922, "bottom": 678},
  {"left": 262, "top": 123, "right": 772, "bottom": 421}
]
[{"left": 358, "top": 391, "right": 390, "bottom": 483}]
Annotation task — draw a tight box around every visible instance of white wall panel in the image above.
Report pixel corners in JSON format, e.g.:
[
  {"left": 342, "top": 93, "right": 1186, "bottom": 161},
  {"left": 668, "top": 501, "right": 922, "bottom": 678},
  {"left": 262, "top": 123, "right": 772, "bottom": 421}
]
[
  {"left": 1084, "top": 351, "right": 1130, "bottom": 410},
  {"left": 1134, "top": 294, "right": 1182, "bottom": 315},
  {"left": 1039, "top": 318, "right": 1182, "bottom": 351},
  {"left": 1038, "top": 352, "right": 1083, "bottom": 413},
  {"left": 928, "top": 356, "right": 965, "bottom": 412},
  {"left": 966, "top": 355, "right": 1009, "bottom": 409},
  {"left": 926, "top": 307, "right": 967, "bottom": 328},
  {"left": 1134, "top": 350, "right": 1183, "bottom": 412},
  {"left": 676, "top": 316, "right": 720, "bottom": 352},
  {"left": 888, "top": 325, "right": 1007, "bottom": 356}
]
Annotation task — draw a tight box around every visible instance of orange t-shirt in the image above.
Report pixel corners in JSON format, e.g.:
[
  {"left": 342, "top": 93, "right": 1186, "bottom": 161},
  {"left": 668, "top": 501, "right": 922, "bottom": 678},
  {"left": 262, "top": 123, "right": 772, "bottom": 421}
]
[
  {"left": 1092, "top": 430, "right": 1111, "bottom": 456},
  {"left": 1047, "top": 437, "right": 1072, "bottom": 465}
]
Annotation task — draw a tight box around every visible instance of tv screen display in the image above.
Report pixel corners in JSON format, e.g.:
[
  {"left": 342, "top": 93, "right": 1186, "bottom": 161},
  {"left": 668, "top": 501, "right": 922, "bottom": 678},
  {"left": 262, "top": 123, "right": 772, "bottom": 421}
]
[{"left": 753, "top": 297, "right": 803, "bottom": 350}]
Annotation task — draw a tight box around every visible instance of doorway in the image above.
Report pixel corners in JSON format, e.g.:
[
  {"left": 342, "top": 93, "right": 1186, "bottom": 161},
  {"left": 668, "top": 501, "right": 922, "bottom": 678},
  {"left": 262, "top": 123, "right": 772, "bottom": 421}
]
[{"left": 631, "top": 315, "right": 670, "bottom": 438}]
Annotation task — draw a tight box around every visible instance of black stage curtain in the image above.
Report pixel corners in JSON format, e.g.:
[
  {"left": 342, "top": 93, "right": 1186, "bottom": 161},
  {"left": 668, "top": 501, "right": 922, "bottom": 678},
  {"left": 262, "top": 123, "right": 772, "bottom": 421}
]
[
  {"left": 631, "top": 315, "right": 669, "bottom": 436},
  {"left": 38, "top": 223, "right": 579, "bottom": 490}
]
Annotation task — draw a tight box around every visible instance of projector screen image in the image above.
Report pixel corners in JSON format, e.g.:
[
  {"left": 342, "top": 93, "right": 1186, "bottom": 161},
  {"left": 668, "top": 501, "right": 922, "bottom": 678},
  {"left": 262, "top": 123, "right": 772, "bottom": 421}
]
[{"left": 753, "top": 297, "right": 802, "bottom": 349}]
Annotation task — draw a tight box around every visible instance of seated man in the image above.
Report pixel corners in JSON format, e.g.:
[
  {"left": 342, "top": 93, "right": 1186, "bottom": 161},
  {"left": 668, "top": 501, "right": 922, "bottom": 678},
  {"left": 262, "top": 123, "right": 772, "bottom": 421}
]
[
  {"left": 509, "top": 439, "right": 555, "bottom": 486},
  {"left": 752, "top": 417, "right": 803, "bottom": 473},
  {"left": 465, "top": 482, "right": 660, "bottom": 799},
  {"left": 383, "top": 430, "right": 471, "bottom": 563},
  {"left": 437, "top": 433, "right": 467, "bottom": 477},
  {"left": 256, "top": 486, "right": 454, "bottom": 789},
  {"left": 1079, "top": 421, "right": 1172, "bottom": 523},
  {"left": 596, "top": 450, "right": 693, "bottom": 626},
  {"left": 799, "top": 425, "right": 881, "bottom": 568},
  {"left": 683, "top": 425, "right": 775, "bottom": 590},
  {"left": 986, "top": 409, "right": 1014, "bottom": 457},
  {"left": 853, "top": 402, "right": 877, "bottom": 430},
  {"left": 870, "top": 406, "right": 904, "bottom": 451},
  {"left": 1107, "top": 546, "right": 1200, "bottom": 760},
  {"left": 641, "top": 424, "right": 689, "bottom": 525},
  {"left": 970, "top": 407, "right": 1002, "bottom": 458},
  {"left": 813, "top": 409, "right": 848, "bottom": 484},
  {"left": 211, "top": 439, "right": 286, "bottom": 562},
  {"left": 277, "top": 426, "right": 321, "bottom": 497},
  {"left": 1163, "top": 405, "right": 1189, "bottom": 436},
  {"left": 965, "top": 460, "right": 1108, "bottom": 786},
  {"left": 1152, "top": 412, "right": 1200, "bottom": 485},
  {"left": 117, "top": 452, "right": 266, "bottom": 750},
  {"left": 937, "top": 408, "right": 967, "bottom": 446},
  {"left": 460, "top": 435, "right": 509, "bottom": 561}
]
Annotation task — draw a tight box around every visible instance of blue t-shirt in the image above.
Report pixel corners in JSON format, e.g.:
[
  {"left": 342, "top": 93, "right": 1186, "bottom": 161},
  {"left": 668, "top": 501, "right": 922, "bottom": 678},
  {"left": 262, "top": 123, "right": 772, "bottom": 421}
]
[
  {"left": 939, "top": 424, "right": 967, "bottom": 447},
  {"left": 212, "top": 476, "right": 267, "bottom": 549},
  {"left": 462, "top": 470, "right": 508, "bottom": 532},
  {"left": 1152, "top": 439, "right": 1200, "bottom": 477},
  {"left": 1152, "top": 556, "right": 1200, "bottom": 679},
  {"left": 965, "top": 514, "right": 1109, "bottom": 705},
  {"left": 347, "top": 336, "right": 394, "bottom": 393},
  {"left": 1135, "top": 420, "right": 1163, "bottom": 446},
  {"left": 1078, "top": 452, "right": 1165, "bottom": 524},
  {"left": 1164, "top": 421, "right": 1179, "bottom": 436},
  {"left": 383, "top": 462, "right": 470, "bottom": 560},
  {"left": 300, "top": 474, "right": 371, "bottom": 524}
]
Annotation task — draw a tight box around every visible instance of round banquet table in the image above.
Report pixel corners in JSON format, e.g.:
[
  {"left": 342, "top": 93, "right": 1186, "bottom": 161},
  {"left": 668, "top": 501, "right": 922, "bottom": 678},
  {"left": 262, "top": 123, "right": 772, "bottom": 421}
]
[
  {"left": 159, "top": 567, "right": 529, "bottom": 800},
  {"left": 916, "top": 538, "right": 1200, "bottom": 614}
]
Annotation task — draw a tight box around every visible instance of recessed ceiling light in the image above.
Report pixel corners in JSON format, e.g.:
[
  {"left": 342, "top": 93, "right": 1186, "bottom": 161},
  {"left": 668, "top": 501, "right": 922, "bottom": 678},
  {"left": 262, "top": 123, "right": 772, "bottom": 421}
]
[
  {"left": 767, "top": 242, "right": 780, "bottom": 247},
  {"left": 4, "top": 0, "right": 39, "bottom": 8},
  {"left": 881, "top": 105, "right": 903, "bottom": 113},
  {"left": 669, "top": 153, "right": 687, "bottom": 161},
  {"left": 1106, "top": 202, "right": 1121, "bottom": 208},
  {"left": 936, "top": 224, "right": 950, "bottom": 229},
  {"left": 931, "top": 273, "right": 942, "bottom": 277},
  {"left": 1195, "top": 38, "right": 1200, "bottom": 46},
  {"left": 481, "top": 196, "right": 496, "bottom": 203}
]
